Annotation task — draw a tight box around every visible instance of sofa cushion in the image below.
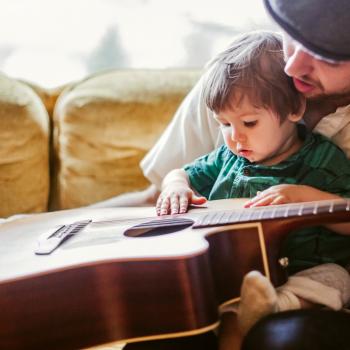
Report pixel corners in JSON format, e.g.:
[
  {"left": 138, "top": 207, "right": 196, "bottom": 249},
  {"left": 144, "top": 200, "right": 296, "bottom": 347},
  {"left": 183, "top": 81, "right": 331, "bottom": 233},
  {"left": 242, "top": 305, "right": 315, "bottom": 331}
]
[
  {"left": 0, "top": 74, "right": 49, "bottom": 217},
  {"left": 53, "top": 69, "right": 201, "bottom": 209}
]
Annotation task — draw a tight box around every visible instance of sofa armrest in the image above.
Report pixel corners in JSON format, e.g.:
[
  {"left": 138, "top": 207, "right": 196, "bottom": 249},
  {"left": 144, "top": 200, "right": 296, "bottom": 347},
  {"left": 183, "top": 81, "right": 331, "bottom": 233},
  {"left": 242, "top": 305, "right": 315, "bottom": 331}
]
[{"left": 0, "top": 74, "right": 49, "bottom": 217}]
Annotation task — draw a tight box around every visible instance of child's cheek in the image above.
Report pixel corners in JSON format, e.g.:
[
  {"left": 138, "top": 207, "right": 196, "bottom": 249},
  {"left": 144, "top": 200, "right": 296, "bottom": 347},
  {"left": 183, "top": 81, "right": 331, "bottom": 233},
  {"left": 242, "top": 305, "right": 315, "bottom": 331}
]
[{"left": 223, "top": 135, "right": 237, "bottom": 155}]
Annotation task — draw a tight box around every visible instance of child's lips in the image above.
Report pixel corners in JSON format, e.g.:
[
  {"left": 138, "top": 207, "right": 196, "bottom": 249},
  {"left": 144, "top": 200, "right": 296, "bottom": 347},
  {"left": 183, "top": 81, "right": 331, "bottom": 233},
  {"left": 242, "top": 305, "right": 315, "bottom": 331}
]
[{"left": 238, "top": 149, "right": 252, "bottom": 157}]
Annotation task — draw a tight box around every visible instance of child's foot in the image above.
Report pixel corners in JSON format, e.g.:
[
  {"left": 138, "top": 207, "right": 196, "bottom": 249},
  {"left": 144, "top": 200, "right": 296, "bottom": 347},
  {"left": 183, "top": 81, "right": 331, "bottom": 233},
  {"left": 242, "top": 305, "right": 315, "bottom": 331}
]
[{"left": 237, "top": 271, "right": 278, "bottom": 335}]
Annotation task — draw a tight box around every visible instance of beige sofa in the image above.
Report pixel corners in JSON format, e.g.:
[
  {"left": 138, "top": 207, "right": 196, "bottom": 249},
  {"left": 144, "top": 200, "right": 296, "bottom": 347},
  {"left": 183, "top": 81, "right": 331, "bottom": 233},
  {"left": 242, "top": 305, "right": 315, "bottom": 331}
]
[{"left": 0, "top": 69, "right": 201, "bottom": 218}]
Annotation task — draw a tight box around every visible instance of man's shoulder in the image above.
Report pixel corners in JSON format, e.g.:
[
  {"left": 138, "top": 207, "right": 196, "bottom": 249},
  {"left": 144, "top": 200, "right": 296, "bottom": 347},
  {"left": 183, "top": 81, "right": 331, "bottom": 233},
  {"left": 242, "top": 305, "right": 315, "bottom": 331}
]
[{"left": 311, "top": 132, "right": 346, "bottom": 153}]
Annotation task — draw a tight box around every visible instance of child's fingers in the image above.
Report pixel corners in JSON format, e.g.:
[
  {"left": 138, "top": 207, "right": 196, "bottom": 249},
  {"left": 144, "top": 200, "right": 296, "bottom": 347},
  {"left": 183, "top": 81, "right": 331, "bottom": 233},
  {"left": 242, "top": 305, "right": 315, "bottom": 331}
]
[
  {"left": 179, "top": 196, "right": 189, "bottom": 213},
  {"left": 244, "top": 191, "right": 263, "bottom": 207},
  {"left": 269, "top": 195, "right": 285, "bottom": 205},
  {"left": 246, "top": 194, "right": 276, "bottom": 207},
  {"left": 191, "top": 195, "right": 207, "bottom": 205},
  {"left": 156, "top": 196, "right": 163, "bottom": 215},
  {"left": 156, "top": 196, "right": 171, "bottom": 215},
  {"left": 170, "top": 194, "right": 180, "bottom": 214},
  {"left": 244, "top": 197, "right": 257, "bottom": 208}
]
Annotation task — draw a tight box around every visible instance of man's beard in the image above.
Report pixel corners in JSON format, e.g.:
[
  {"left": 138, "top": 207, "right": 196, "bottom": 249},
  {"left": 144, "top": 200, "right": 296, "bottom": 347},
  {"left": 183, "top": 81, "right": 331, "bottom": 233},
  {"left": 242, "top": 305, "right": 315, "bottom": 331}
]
[{"left": 307, "top": 87, "right": 350, "bottom": 108}]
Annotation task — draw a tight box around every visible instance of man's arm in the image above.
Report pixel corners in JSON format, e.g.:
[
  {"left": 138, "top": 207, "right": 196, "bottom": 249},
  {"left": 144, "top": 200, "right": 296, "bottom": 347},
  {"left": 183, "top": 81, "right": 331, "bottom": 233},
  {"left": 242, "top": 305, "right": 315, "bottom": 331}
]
[{"left": 141, "top": 73, "right": 223, "bottom": 189}]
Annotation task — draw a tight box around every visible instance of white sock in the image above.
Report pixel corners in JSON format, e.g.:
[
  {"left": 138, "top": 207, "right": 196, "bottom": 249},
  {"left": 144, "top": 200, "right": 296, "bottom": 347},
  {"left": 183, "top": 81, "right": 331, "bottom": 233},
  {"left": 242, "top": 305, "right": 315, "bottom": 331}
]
[
  {"left": 237, "top": 271, "right": 278, "bottom": 335},
  {"left": 276, "top": 289, "right": 301, "bottom": 311}
]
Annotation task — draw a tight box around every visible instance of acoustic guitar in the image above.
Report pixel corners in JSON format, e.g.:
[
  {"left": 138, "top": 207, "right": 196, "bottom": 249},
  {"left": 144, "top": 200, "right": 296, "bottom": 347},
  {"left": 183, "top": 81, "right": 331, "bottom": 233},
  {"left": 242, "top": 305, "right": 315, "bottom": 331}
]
[{"left": 0, "top": 198, "right": 349, "bottom": 350}]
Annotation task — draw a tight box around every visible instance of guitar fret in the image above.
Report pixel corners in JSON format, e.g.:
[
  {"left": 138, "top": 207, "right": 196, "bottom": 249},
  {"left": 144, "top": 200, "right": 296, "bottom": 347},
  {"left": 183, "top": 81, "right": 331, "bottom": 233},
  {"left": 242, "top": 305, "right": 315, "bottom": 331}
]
[
  {"left": 301, "top": 204, "right": 315, "bottom": 216},
  {"left": 246, "top": 209, "right": 254, "bottom": 221},
  {"left": 237, "top": 210, "right": 245, "bottom": 222},
  {"left": 288, "top": 206, "right": 300, "bottom": 216},
  {"left": 220, "top": 211, "right": 232, "bottom": 224},
  {"left": 201, "top": 213, "right": 211, "bottom": 226},
  {"left": 211, "top": 212, "right": 219, "bottom": 223},
  {"left": 227, "top": 211, "right": 240, "bottom": 223},
  {"left": 274, "top": 207, "right": 286, "bottom": 219},
  {"left": 314, "top": 203, "right": 328, "bottom": 214},
  {"left": 213, "top": 212, "right": 226, "bottom": 225},
  {"left": 333, "top": 201, "right": 347, "bottom": 213},
  {"left": 250, "top": 209, "right": 262, "bottom": 221},
  {"left": 240, "top": 210, "right": 252, "bottom": 222},
  {"left": 262, "top": 209, "right": 272, "bottom": 219},
  {"left": 313, "top": 202, "right": 318, "bottom": 215},
  {"left": 258, "top": 209, "right": 265, "bottom": 220},
  {"left": 284, "top": 206, "right": 290, "bottom": 217},
  {"left": 298, "top": 204, "right": 304, "bottom": 216}
]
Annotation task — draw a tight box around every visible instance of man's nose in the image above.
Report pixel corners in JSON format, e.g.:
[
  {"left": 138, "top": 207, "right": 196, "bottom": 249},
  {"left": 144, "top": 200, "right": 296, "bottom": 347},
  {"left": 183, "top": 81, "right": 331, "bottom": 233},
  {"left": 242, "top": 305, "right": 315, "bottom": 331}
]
[{"left": 284, "top": 47, "right": 313, "bottom": 78}]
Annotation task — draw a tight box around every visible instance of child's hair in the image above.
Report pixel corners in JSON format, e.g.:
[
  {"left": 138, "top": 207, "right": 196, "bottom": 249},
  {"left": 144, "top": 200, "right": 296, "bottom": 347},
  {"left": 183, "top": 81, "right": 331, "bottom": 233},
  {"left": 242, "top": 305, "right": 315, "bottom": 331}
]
[{"left": 203, "top": 30, "right": 304, "bottom": 121}]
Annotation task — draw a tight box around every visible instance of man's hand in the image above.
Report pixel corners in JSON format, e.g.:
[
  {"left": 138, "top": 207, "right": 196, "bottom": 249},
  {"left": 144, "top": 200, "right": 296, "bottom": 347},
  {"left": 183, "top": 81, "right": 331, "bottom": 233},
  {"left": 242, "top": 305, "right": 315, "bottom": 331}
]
[
  {"left": 244, "top": 184, "right": 340, "bottom": 208},
  {"left": 156, "top": 183, "right": 206, "bottom": 215}
]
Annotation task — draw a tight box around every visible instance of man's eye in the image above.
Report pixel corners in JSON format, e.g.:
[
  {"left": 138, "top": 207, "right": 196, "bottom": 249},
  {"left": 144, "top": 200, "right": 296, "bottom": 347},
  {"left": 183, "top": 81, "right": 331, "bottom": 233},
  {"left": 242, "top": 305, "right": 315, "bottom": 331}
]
[{"left": 243, "top": 121, "right": 257, "bottom": 127}]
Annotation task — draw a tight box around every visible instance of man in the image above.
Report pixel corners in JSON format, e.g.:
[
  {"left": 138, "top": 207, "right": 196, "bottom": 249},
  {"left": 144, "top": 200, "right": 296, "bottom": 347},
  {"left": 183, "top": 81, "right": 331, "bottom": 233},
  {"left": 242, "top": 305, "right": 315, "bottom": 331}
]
[{"left": 101, "top": 0, "right": 350, "bottom": 349}]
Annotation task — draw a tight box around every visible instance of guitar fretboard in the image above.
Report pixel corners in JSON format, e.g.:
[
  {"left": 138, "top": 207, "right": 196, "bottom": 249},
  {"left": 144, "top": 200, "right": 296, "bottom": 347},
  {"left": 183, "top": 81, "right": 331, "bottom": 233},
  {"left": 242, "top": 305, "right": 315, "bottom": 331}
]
[{"left": 192, "top": 199, "right": 350, "bottom": 228}]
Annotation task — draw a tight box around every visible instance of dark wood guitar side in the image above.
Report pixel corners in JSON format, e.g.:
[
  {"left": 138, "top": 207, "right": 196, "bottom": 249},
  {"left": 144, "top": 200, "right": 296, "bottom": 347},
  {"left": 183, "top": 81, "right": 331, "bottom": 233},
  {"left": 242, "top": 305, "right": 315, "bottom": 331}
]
[{"left": 0, "top": 199, "right": 349, "bottom": 350}]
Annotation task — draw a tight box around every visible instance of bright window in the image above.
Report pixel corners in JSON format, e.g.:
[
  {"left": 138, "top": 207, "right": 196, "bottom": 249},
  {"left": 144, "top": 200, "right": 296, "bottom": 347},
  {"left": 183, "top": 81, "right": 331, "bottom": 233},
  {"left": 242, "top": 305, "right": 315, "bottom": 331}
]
[{"left": 0, "top": 0, "right": 275, "bottom": 87}]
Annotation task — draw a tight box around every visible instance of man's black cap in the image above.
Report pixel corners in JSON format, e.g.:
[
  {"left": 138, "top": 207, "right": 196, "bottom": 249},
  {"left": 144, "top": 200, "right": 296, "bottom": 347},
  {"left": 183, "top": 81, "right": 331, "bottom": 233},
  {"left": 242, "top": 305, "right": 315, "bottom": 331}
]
[{"left": 263, "top": 0, "right": 350, "bottom": 61}]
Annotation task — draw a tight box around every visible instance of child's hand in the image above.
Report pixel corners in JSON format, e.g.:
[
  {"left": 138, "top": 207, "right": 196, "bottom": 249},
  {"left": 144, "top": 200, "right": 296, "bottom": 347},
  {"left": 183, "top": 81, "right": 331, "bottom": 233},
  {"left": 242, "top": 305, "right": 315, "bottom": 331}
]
[
  {"left": 244, "top": 184, "right": 340, "bottom": 208},
  {"left": 156, "top": 184, "right": 206, "bottom": 215}
]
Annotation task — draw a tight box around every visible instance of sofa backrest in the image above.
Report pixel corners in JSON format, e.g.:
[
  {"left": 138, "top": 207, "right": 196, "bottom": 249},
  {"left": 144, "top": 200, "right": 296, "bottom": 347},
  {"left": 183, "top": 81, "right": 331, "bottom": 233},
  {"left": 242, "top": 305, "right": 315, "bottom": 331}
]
[{"left": 0, "top": 69, "right": 201, "bottom": 216}]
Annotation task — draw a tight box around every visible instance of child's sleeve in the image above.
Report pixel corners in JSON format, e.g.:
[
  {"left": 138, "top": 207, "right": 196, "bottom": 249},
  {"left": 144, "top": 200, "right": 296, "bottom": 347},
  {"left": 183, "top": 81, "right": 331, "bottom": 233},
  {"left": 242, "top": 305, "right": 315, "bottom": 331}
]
[{"left": 183, "top": 145, "right": 228, "bottom": 198}]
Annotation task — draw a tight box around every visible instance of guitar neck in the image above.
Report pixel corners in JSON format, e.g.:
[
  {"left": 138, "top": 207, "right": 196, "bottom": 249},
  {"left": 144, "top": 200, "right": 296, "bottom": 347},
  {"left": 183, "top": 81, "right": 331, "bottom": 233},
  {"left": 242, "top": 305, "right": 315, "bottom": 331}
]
[{"left": 192, "top": 198, "right": 350, "bottom": 228}]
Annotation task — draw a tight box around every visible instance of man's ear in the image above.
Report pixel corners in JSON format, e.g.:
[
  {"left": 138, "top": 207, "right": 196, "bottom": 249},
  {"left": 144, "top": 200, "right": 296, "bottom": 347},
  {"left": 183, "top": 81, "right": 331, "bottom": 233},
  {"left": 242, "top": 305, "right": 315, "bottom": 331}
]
[{"left": 288, "top": 97, "right": 306, "bottom": 122}]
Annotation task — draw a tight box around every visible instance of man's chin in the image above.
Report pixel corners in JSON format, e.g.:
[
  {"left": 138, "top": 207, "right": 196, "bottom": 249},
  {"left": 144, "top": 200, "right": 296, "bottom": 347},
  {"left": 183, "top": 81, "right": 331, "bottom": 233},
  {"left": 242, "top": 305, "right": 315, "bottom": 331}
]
[
  {"left": 307, "top": 91, "right": 350, "bottom": 106},
  {"left": 302, "top": 89, "right": 324, "bottom": 99}
]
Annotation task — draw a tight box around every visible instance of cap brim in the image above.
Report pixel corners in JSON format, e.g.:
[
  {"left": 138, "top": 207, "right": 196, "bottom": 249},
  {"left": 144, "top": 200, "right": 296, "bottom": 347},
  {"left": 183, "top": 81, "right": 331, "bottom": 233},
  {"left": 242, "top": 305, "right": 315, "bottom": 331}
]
[{"left": 263, "top": 0, "right": 350, "bottom": 61}]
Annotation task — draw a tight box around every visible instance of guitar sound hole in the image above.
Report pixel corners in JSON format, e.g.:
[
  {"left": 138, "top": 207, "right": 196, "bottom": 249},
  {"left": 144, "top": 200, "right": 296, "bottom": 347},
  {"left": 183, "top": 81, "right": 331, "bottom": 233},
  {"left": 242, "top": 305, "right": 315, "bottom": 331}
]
[{"left": 124, "top": 224, "right": 192, "bottom": 237}]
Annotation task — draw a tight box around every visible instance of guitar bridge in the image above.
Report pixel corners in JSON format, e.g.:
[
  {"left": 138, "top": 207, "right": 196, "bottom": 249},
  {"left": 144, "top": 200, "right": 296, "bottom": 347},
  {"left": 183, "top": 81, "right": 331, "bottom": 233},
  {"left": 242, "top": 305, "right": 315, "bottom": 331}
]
[{"left": 35, "top": 220, "right": 92, "bottom": 255}]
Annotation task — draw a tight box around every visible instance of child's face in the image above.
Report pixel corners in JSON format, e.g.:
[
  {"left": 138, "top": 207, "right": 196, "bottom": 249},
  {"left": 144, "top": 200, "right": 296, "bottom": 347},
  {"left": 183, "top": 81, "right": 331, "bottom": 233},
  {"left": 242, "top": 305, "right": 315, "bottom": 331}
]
[{"left": 216, "top": 96, "right": 303, "bottom": 165}]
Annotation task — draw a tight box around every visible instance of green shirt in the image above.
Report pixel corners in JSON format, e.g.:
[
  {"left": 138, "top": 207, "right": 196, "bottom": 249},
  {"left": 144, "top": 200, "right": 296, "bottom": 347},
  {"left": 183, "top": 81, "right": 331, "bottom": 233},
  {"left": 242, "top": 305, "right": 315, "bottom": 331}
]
[{"left": 184, "top": 131, "right": 350, "bottom": 274}]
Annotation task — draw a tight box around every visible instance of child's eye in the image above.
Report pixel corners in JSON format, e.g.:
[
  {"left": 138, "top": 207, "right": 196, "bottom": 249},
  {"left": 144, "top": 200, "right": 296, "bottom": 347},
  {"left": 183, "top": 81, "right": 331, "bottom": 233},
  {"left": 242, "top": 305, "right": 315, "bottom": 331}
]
[{"left": 243, "top": 121, "right": 257, "bottom": 127}]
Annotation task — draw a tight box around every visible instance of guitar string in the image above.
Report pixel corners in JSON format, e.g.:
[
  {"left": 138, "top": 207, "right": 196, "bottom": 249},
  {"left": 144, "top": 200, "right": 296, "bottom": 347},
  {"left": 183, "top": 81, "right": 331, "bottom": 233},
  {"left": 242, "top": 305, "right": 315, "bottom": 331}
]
[{"left": 91, "top": 199, "right": 349, "bottom": 227}]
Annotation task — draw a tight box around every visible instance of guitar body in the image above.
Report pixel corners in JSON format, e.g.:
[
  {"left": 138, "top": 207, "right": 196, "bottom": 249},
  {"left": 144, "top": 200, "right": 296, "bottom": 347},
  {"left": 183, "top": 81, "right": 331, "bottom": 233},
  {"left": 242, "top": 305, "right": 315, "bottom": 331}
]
[{"left": 0, "top": 199, "right": 349, "bottom": 349}]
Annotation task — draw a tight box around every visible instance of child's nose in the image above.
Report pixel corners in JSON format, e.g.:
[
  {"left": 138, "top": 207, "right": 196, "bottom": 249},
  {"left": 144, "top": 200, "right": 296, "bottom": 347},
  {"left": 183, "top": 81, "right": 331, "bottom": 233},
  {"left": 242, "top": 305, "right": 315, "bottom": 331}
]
[{"left": 231, "top": 128, "right": 246, "bottom": 143}]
